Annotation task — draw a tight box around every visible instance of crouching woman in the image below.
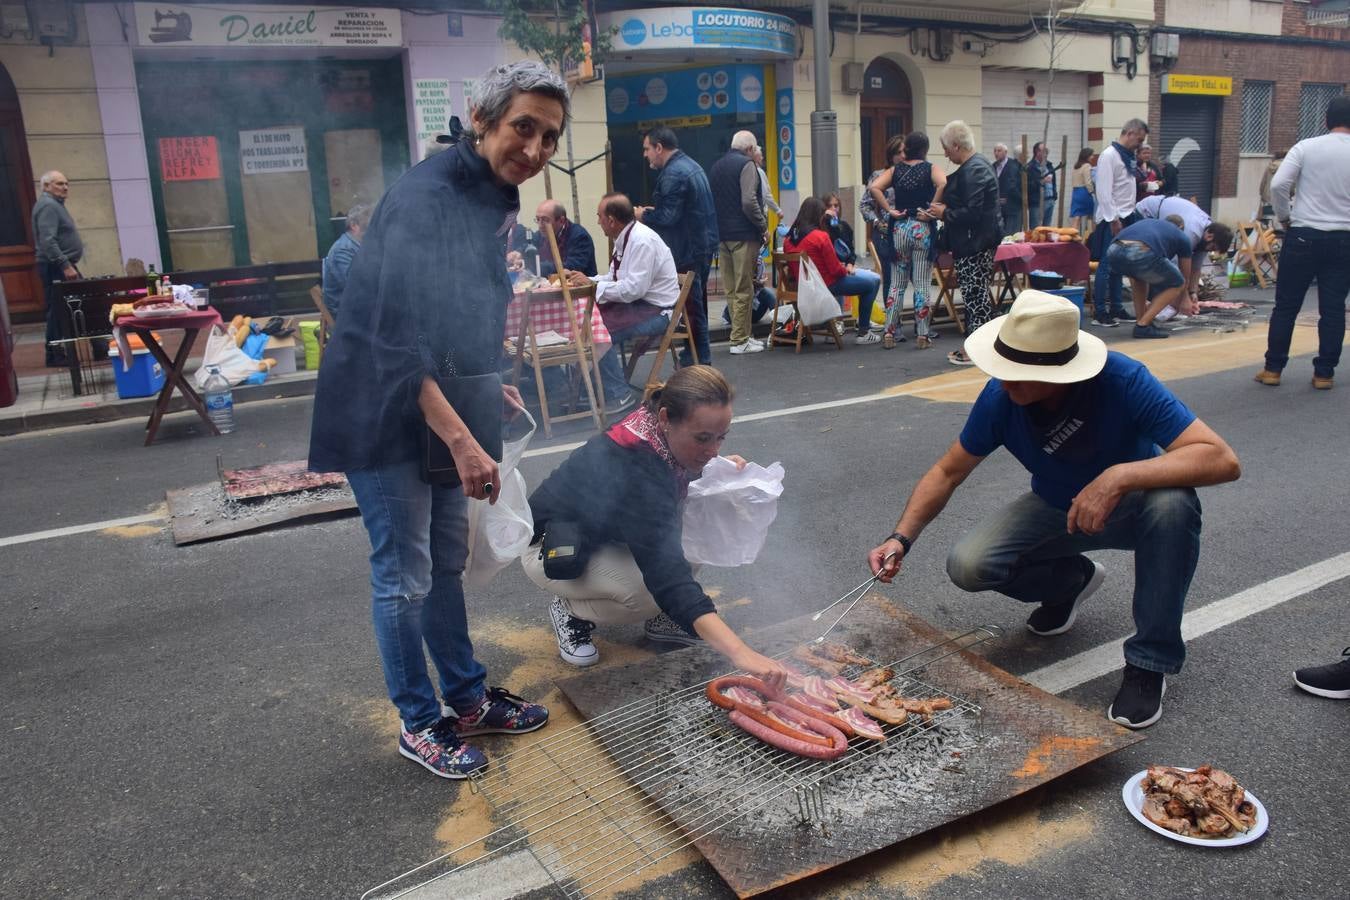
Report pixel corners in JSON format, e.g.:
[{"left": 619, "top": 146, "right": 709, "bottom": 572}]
[{"left": 523, "top": 366, "right": 786, "bottom": 684}]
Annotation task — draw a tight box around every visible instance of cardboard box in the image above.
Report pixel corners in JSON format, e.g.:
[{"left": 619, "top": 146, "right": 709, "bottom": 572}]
[{"left": 265, "top": 336, "right": 298, "bottom": 376}]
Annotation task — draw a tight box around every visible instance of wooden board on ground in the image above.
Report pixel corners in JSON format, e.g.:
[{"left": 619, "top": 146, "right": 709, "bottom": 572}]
[{"left": 167, "top": 480, "right": 357, "bottom": 545}]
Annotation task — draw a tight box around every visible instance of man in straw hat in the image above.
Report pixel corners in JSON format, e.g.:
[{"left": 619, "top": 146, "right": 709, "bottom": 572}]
[{"left": 866, "top": 291, "right": 1240, "bottom": 728}]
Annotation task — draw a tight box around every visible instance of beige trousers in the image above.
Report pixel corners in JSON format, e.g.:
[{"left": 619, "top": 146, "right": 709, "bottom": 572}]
[
  {"left": 719, "top": 240, "right": 759, "bottom": 345},
  {"left": 523, "top": 543, "right": 662, "bottom": 625}
]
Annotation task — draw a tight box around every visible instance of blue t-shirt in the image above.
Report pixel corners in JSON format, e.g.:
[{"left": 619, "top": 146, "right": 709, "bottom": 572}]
[
  {"left": 959, "top": 352, "right": 1196, "bottom": 510},
  {"left": 1115, "top": 218, "right": 1193, "bottom": 262}
]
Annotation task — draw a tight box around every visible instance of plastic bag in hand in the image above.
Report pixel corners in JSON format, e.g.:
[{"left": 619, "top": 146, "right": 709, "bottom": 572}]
[
  {"left": 681, "top": 456, "right": 785, "bottom": 567},
  {"left": 464, "top": 409, "right": 536, "bottom": 587}
]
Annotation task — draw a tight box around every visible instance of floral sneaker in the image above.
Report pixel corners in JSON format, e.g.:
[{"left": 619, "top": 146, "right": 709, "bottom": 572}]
[
  {"left": 447, "top": 687, "right": 550, "bottom": 737},
  {"left": 398, "top": 718, "right": 488, "bottom": 780}
]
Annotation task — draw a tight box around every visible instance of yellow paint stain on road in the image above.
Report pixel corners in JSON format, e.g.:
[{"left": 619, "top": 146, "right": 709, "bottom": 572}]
[
  {"left": 883, "top": 322, "right": 1318, "bottom": 405},
  {"left": 806, "top": 796, "right": 1094, "bottom": 898},
  {"left": 101, "top": 523, "right": 163, "bottom": 538}
]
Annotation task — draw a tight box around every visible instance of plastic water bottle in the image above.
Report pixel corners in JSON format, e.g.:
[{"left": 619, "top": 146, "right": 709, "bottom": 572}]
[{"left": 203, "top": 365, "right": 235, "bottom": 434}]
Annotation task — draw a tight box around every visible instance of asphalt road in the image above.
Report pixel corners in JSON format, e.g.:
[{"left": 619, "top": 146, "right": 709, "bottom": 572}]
[{"left": 3, "top": 295, "right": 1348, "bottom": 900}]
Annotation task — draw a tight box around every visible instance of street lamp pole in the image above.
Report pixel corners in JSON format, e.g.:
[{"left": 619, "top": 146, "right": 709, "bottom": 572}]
[{"left": 809, "top": 0, "right": 838, "bottom": 195}]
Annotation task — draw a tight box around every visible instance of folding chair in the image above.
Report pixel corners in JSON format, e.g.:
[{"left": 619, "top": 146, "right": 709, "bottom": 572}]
[
  {"left": 1233, "top": 221, "right": 1279, "bottom": 288},
  {"left": 930, "top": 261, "right": 968, "bottom": 335},
  {"left": 618, "top": 271, "right": 700, "bottom": 402},
  {"left": 505, "top": 223, "right": 606, "bottom": 438},
  {"left": 767, "top": 252, "right": 845, "bottom": 352},
  {"left": 309, "top": 285, "right": 336, "bottom": 350}
]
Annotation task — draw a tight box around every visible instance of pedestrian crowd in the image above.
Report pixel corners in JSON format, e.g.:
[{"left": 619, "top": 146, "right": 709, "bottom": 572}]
[{"left": 294, "top": 61, "right": 1350, "bottom": 781}]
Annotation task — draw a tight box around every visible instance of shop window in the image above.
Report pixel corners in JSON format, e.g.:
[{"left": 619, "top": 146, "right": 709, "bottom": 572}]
[
  {"left": 1239, "top": 81, "right": 1272, "bottom": 154},
  {"left": 1297, "top": 83, "right": 1345, "bottom": 142}
]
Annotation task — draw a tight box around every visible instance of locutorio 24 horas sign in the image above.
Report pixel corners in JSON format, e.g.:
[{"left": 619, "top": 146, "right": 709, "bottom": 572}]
[{"left": 134, "top": 4, "right": 401, "bottom": 48}]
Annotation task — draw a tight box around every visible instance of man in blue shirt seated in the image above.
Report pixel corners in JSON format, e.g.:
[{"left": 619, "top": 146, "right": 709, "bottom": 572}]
[
  {"left": 321, "top": 202, "right": 371, "bottom": 320},
  {"left": 866, "top": 292, "right": 1241, "bottom": 729},
  {"left": 1105, "top": 218, "right": 1198, "bottom": 339},
  {"left": 533, "top": 200, "right": 597, "bottom": 278}
]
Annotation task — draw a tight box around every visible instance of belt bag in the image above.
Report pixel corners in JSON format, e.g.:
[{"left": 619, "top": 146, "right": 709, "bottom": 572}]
[
  {"left": 541, "top": 520, "right": 589, "bottom": 580},
  {"left": 420, "top": 371, "right": 504, "bottom": 485}
]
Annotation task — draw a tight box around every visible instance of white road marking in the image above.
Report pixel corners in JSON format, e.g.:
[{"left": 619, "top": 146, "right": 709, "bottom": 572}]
[
  {"left": 1026, "top": 551, "right": 1350, "bottom": 694},
  {"left": 0, "top": 513, "right": 164, "bottom": 549},
  {"left": 382, "top": 849, "right": 552, "bottom": 900}
]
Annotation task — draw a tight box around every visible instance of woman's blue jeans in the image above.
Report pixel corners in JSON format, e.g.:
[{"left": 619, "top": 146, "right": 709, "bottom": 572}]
[
  {"left": 945, "top": 488, "right": 1201, "bottom": 674},
  {"left": 831, "top": 269, "right": 882, "bottom": 332},
  {"left": 347, "top": 460, "right": 486, "bottom": 732}
]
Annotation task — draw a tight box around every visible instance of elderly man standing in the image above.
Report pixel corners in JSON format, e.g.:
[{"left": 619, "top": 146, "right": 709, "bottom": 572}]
[
  {"left": 867, "top": 292, "right": 1240, "bottom": 728},
  {"left": 992, "top": 143, "right": 1023, "bottom": 235},
  {"left": 636, "top": 127, "right": 717, "bottom": 365},
  {"left": 1256, "top": 96, "right": 1350, "bottom": 392},
  {"left": 321, "top": 202, "right": 370, "bottom": 320},
  {"left": 709, "top": 131, "right": 767, "bottom": 355},
  {"left": 534, "top": 200, "right": 597, "bottom": 278},
  {"left": 1090, "top": 119, "right": 1150, "bottom": 328},
  {"left": 32, "top": 170, "right": 83, "bottom": 367}
]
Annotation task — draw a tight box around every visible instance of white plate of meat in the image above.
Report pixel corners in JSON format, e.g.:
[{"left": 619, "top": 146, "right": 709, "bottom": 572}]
[{"left": 1122, "top": 765, "right": 1268, "bottom": 847}]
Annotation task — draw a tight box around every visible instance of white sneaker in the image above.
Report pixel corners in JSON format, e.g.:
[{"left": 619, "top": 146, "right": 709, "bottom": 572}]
[
  {"left": 729, "top": 340, "right": 765, "bottom": 355},
  {"left": 747, "top": 337, "right": 765, "bottom": 348},
  {"left": 855, "top": 331, "right": 881, "bottom": 345},
  {"left": 548, "top": 597, "right": 598, "bottom": 667}
]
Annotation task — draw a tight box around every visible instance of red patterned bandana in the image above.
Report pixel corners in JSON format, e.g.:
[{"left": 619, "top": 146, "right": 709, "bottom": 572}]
[{"left": 606, "top": 405, "right": 691, "bottom": 493}]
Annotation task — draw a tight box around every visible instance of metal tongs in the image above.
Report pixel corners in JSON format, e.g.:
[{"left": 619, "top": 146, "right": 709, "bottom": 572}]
[{"left": 809, "top": 552, "right": 898, "bottom": 643}]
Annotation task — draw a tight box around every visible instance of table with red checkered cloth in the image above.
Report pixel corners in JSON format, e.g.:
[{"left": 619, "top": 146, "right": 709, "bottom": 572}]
[
  {"left": 505, "top": 285, "right": 611, "bottom": 351},
  {"left": 113, "top": 307, "right": 223, "bottom": 445}
]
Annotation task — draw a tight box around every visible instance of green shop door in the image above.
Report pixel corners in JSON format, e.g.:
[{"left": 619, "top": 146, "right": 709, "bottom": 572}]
[{"left": 137, "top": 59, "right": 407, "bottom": 270}]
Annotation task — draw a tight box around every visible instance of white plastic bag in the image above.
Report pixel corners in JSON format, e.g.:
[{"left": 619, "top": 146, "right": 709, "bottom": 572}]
[
  {"left": 795, "top": 256, "right": 841, "bottom": 327},
  {"left": 192, "top": 324, "right": 262, "bottom": 389},
  {"left": 463, "top": 409, "right": 537, "bottom": 587},
  {"left": 681, "top": 456, "right": 785, "bottom": 567}
]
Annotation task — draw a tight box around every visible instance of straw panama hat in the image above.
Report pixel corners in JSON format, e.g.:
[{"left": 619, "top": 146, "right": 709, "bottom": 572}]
[{"left": 964, "top": 290, "right": 1108, "bottom": 384}]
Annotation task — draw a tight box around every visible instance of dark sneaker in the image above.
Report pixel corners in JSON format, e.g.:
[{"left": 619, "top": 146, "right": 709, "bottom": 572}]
[
  {"left": 398, "top": 718, "right": 488, "bottom": 780},
  {"left": 643, "top": 612, "right": 702, "bottom": 646},
  {"left": 1293, "top": 648, "right": 1350, "bottom": 699},
  {"left": 549, "top": 596, "right": 599, "bottom": 667},
  {"left": 1132, "top": 323, "right": 1170, "bottom": 339},
  {"left": 448, "top": 687, "right": 550, "bottom": 737},
  {"left": 605, "top": 390, "right": 638, "bottom": 414},
  {"left": 1111, "top": 312, "right": 1136, "bottom": 324},
  {"left": 1107, "top": 664, "right": 1167, "bottom": 729},
  {"left": 1090, "top": 318, "right": 1119, "bottom": 328},
  {"left": 1027, "top": 559, "right": 1105, "bottom": 636}
]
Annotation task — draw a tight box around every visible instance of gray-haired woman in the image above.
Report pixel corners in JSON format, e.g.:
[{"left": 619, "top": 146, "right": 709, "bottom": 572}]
[
  {"left": 926, "top": 120, "right": 1001, "bottom": 366},
  {"left": 310, "top": 61, "right": 569, "bottom": 780}
]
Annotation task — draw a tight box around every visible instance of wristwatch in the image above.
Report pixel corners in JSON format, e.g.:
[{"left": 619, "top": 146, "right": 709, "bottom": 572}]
[{"left": 885, "top": 532, "right": 913, "bottom": 554}]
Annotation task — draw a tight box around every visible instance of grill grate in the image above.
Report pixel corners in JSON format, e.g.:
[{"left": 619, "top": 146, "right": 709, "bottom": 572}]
[{"left": 363, "top": 627, "right": 997, "bottom": 900}]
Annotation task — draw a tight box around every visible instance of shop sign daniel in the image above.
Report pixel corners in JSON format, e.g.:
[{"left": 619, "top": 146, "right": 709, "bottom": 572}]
[
  {"left": 133, "top": 4, "right": 401, "bottom": 48},
  {"left": 1161, "top": 74, "right": 1233, "bottom": 96},
  {"left": 598, "top": 7, "right": 796, "bottom": 57}
]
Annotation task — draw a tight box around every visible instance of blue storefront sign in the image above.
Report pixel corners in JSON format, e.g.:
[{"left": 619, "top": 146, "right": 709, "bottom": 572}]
[
  {"left": 598, "top": 7, "right": 796, "bottom": 57},
  {"left": 776, "top": 89, "right": 795, "bottom": 190},
  {"left": 606, "top": 64, "right": 766, "bottom": 125}
]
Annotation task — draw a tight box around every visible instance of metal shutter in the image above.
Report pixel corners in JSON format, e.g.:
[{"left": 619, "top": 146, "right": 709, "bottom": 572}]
[
  {"left": 981, "top": 69, "right": 1088, "bottom": 159},
  {"left": 1160, "top": 95, "right": 1220, "bottom": 214}
]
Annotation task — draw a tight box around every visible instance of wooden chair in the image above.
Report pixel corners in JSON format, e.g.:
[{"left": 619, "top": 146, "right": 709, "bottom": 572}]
[
  {"left": 308, "top": 285, "right": 335, "bottom": 348},
  {"left": 619, "top": 271, "right": 699, "bottom": 402},
  {"left": 1233, "top": 221, "right": 1279, "bottom": 288},
  {"left": 767, "top": 252, "right": 845, "bottom": 352},
  {"left": 930, "top": 261, "right": 968, "bottom": 335},
  {"left": 506, "top": 223, "right": 606, "bottom": 438}
]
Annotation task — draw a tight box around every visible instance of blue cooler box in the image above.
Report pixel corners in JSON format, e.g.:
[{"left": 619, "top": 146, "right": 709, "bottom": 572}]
[
  {"left": 1043, "top": 286, "right": 1086, "bottom": 323},
  {"left": 109, "top": 347, "right": 166, "bottom": 399}
]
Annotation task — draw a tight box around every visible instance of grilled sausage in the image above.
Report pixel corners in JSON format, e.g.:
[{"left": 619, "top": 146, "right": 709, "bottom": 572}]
[
  {"left": 729, "top": 705, "right": 849, "bottom": 760},
  {"left": 706, "top": 675, "right": 779, "bottom": 710}
]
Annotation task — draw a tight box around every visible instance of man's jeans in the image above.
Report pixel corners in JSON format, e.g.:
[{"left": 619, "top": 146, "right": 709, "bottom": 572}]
[
  {"left": 347, "top": 460, "right": 486, "bottom": 732},
  {"left": 681, "top": 259, "right": 713, "bottom": 364},
  {"left": 1106, "top": 241, "right": 1184, "bottom": 298},
  {"left": 831, "top": 269, "right": 882, "bottom": 332},
  {"left": 1091, "top": 213, "right": 1140, "bottom": 321},
  {"left": 41, "top": 260, "right": 72, "bottom": 363},
  {"left": 1264, "top": 227, "right": 1350, "bottom": 379},
  {"left": 598, "top": 309, "right": 670, "bottom": 399},
  {"left": 946, "top": 488, "right": 1202, "bottom": 674}
]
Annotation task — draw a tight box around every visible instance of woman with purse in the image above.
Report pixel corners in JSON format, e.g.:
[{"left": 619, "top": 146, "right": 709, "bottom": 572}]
[
  {"left": 868, "top": 131, "right": 947, "bottom": 350},
  {"left": 783, "top": 196, "right": 883, "bottom": 344},
  {"left": 523, "top": 366, "right": 788, "bottom": 688},
  {"left": 925, "top": 120, "right": 1001, "bottom": 366},
  {"left": 308, "top": 62, "right": 568, "bottom": 780}
]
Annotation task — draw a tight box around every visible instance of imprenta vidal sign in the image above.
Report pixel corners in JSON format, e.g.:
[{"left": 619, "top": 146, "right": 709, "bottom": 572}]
[{"left": 135, "top": 4, "right": 402, "bottom": 48}]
